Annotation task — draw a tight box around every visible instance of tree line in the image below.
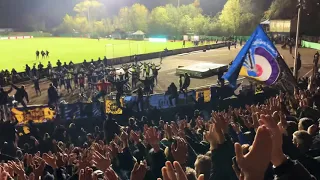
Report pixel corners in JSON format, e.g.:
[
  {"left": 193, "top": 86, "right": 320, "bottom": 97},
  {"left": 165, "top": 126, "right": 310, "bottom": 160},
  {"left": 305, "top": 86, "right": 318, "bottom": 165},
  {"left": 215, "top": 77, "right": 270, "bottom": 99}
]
[{"left": 51, "top": 0, "right": 297, "bottom": 37}]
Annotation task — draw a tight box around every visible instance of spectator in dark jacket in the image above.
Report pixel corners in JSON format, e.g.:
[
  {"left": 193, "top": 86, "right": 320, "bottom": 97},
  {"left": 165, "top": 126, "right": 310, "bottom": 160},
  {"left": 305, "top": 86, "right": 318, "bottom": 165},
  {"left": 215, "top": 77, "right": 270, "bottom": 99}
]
[
  {"left": 48, "top": 83, "right": 59, "bottom": 108},
  {"left": 11, "top": 83, "right": 29, "bottom": 109}
]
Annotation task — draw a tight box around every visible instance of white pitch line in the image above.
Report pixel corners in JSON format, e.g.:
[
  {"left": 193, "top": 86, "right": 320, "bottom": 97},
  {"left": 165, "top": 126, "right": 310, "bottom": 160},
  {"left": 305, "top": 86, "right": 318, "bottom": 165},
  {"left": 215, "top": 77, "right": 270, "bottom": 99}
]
[{"left": 303, "top": 68, "right": 313, "bottom": 77}]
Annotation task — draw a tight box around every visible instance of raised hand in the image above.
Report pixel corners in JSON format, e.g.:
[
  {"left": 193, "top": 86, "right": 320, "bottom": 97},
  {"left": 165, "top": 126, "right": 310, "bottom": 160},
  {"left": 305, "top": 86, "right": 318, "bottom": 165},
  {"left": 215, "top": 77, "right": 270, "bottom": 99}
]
[
  {"left": 234, "top": 125, "right": 272, "bottom": 180},
  {"left": 92, "top": 150, "right": 111, "bottom": 172},
  {"left": 56, "top": 152, "right": 67, "bottom": 167},
  {"left": 251, "top": 112, "right": 260, "bottom": 130},
  {"left": 130, "top": 130, "right": 141, "bottom": 145},
  {"left": 171, "top": 138, "right": 188, "bottom": 165},
  {"left": 145, "top": 127, "right": 160, "bottom": 152},
  {"left": 109, "top": 141, "right": 121, "bottom": 158},
  {"left": 130, "top": 161, "right": 147, "bottom": 180},
  {"left": 104, "top": 168, "right": 119, "bottom": 180},
  {"left": 3, "top": 163, "right": 14, "bottom": 178},
  {"left": 164, "top": 124, "right": 173, "bottom": 139},
  {"left": 66, "top": 153, "right": 77, "bottom": 166},
  {"left": 204, "top": 124, "right": 218, "bottom": 150},
  {"left": 92, "top": 142, "right": 105, "bottom": 155},
  {"left": 8, "top": 161, "right": 25, "bottom": 180},
  {"left": 178, "top": 120, "right": 187, "bottom": 131},
  {"left": 212, "top": 112, "right": 228, "bottom": 134},
  {"left": 32, "top": 156, "right": 46, "bottom": 180},
  {"left": 231, "top": 122, "right": 241, "bottom": 134},
  {"left": 240, "top": 115, "right": 253, "bottom": 129},
  {"left": 259, "top": 113, "right": 287, "bottom": 167},
  {"left": 75, "top": 150, "right": 91, "bottom": 173},
  {"left": 157, "top": 161, "right": 204, "bottom": 180},
  {"left": 79, "top": 167, "right": 95, "bottom": 180},
  {"left": 25, "top": 154, "right": 34, "bottom": 168},
  {"left": 0, "top": 166, "right": 10, "bottom": 180},
  {"left": 42, "top": 153, "right": 58, "bottom": 169},
  {"left": 204, "top": 123, "right": 224, "bottom": 150},
  {"left": 171, "top": 121, "right": 179, "bottom": 136},
  {"left": 120, "top": 128, "right": 129, "bottom": 147}
]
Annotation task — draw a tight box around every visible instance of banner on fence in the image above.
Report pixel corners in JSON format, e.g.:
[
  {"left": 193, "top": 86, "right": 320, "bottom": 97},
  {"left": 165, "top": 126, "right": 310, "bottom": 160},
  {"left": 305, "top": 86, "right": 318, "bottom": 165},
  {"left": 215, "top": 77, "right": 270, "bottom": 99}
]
[
  {"left": 60, "top": 102, "right": 102, "bottom": 120},
  {"left": 106, "top": 99, "right": 123, "bottom": 114},
  {"left": 124, "top": 91, "right": 195, "bottom": 110},
  {"left": 196, "top": 88, "right": 211, "bottom": 102},
  {"left": 11, "top": 106, "right": 55, "bottom": 124}
]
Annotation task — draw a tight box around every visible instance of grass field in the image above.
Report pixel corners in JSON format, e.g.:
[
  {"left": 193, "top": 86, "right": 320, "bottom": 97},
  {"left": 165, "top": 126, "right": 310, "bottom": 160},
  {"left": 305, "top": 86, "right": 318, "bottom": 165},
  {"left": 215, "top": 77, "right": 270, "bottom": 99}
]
[{"left": 0, "top": 38, "right": 194, "bottom": 72}]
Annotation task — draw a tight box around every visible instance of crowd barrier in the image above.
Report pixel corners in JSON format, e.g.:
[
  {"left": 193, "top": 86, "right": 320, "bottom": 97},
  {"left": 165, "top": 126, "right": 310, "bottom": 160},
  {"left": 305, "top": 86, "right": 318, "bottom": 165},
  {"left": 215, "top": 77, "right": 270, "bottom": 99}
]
[
  {"left": 59, "top": 102, "right": 103, "bottom": 120},
  {"left": 12, "top": 85, "right": 280, "bottom": 127},
  {"left": 12, "top": 83, "right": 257, "bottom": 124},
  {"left": 301, "top": 40, "right": 320, "bottom": 50}
]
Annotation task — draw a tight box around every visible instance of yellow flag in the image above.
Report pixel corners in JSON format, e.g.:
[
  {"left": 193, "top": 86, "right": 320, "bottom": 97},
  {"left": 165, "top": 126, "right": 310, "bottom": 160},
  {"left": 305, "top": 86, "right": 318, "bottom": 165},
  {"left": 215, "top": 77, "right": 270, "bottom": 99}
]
[{"left": 105, "top": 99, "right": 123, "bottom": 114}]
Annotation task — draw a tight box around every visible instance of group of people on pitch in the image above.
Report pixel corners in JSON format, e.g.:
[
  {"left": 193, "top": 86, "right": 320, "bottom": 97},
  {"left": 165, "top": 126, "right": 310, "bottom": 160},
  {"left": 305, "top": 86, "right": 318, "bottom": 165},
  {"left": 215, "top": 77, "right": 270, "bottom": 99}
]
[{"left": 35, "top": 50, "right": 49, "bottom": 59}]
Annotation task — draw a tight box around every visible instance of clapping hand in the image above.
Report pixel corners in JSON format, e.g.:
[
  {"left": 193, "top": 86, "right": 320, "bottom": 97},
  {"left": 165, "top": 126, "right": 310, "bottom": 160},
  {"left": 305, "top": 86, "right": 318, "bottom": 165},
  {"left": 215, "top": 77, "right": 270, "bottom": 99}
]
[
  {"left": 234, "top": 125, "right": 272, "bottom": 180},
  {"left": 130, "top": 130, "right": 141, "bottom": 145},
  {"left": 171, "top": 138, "right": 188, "bottom": 165},
  {"left": 104, "top": 168, "right": 119, "bottom": 180},
  {"left": 130, "top": 161, "right": 147, "bottom": 180},
  {"left": 32, "top": 156, "right": 46, "bottom": 180},
  {"left": 145, "top": 127, "right": 161, "bottom": 152},
  {"left": 42, "top": 152, "right": 58, "bottom": 169},
  {"left": 79, "top": 167, "right": 97, "bottom": 180},
  {"left": 92, "top": 150, "right": 111, "bottom": 172},
  {"left": 259, "top": 113, "right": 287, "bottom": 167},
  {"left": 204, "top": 124, "right": 219, "bottom": 150},
  {"left": 157, "top": 161, "right": 204, "bottom": 180},
  {"left": 164, "top": 124, "right": 173, "bottom": 139},
  {"left": 0, "top": 166, "right": 10, "bottom": 180},
  {"left": 8, "top": 161, "right": 25, "bottom": 180}
]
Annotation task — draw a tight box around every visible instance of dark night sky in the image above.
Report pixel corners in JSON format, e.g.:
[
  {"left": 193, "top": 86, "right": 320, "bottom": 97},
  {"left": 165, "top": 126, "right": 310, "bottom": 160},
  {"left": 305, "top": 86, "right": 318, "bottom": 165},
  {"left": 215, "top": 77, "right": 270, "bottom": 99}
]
[{"left": 0, "top": 0, "right": 226, "bottom": 29}]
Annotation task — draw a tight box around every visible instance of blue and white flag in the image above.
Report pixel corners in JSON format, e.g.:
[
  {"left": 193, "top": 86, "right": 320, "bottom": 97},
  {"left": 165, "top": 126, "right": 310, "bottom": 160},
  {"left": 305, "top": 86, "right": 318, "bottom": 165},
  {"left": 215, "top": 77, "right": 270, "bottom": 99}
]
[{"left": 223, "top": 25, "right": 281, "bottom": 88}]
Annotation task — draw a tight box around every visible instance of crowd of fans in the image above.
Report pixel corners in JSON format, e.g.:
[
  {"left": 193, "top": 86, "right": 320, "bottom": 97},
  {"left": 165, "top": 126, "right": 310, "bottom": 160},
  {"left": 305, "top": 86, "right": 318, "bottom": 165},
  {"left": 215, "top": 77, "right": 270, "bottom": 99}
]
[{"left": 0, "top": 67, "right": 319, "bottom": 180}]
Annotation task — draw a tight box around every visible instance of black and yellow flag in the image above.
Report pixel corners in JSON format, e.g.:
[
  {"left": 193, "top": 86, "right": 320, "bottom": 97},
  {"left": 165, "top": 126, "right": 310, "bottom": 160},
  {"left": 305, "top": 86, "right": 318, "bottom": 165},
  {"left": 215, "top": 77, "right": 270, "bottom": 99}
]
[{"left": 105, "top": 98, "right": 123, "bottom": 114}]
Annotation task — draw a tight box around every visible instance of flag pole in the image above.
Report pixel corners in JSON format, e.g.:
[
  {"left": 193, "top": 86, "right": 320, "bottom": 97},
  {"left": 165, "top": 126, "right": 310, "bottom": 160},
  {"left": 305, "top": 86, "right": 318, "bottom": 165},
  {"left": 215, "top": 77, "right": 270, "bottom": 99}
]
[{"left": 293, "top": 0, "right": 302, "bottom": 79}]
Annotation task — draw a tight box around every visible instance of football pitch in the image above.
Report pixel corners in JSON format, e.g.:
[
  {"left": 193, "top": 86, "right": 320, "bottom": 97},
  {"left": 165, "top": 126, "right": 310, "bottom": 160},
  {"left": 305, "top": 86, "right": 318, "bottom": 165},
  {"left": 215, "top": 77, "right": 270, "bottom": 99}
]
[{"left": 0, "top": 38, "right": 194, "bottom": 72}]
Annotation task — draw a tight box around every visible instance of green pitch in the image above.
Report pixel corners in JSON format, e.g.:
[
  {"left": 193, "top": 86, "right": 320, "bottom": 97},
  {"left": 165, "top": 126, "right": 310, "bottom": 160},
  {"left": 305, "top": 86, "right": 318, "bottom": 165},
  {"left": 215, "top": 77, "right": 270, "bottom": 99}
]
[{"left": 0, "top": 38, "right": 194, "bottom": 72}]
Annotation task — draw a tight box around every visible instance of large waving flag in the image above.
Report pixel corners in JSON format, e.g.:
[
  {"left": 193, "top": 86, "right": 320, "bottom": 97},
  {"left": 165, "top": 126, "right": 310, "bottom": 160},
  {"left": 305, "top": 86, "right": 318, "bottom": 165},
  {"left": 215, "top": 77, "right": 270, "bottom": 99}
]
[{"left": 223, "top": 25, "right": 281, "bottom": 88}]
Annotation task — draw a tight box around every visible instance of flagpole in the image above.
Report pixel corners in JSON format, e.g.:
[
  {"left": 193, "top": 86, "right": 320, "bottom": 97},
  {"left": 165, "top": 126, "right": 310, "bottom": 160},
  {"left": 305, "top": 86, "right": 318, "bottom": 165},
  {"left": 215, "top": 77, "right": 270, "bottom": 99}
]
[{"left": 293, "top": 0, "right": 302, "bottom": 79}]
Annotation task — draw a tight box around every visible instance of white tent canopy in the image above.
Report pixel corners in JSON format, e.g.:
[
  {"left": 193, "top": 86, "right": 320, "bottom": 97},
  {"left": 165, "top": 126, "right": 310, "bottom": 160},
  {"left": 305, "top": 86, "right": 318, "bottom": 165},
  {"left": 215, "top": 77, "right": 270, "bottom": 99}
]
[{"left": 132, "top": 30, "right": 145, "bottom": 35}]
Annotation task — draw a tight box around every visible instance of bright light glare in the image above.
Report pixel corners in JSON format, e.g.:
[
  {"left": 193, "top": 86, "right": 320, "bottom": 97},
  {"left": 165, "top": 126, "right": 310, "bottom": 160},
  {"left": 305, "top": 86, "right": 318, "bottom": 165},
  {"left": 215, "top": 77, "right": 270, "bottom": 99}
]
[{"left": 149, "top": 38, "right": 167, "bottom": 42}]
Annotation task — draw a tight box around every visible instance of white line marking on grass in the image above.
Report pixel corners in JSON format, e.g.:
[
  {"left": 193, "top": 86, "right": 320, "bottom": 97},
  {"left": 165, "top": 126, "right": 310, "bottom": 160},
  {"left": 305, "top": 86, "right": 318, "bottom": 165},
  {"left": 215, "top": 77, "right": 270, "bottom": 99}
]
[{"left": 303, "top": 69, "right": 313, "bottom": 77}]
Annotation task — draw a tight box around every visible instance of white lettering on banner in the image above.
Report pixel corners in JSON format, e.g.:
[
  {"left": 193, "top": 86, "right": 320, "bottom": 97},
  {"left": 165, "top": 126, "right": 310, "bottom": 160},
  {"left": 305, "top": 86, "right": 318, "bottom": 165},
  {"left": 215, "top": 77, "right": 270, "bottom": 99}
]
[{"left": 0, "top": 36, "right": 33, "bottom": 40}]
